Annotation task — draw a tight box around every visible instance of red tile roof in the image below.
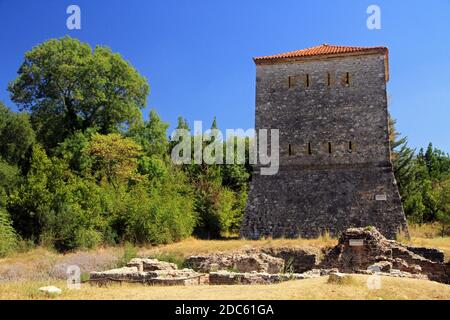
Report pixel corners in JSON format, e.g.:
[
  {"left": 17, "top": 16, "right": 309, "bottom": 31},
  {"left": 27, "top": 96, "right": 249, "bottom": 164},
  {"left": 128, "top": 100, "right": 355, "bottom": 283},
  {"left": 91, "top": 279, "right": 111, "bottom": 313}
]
[{"left": 254, "top": 44, "right": 388, "bottom": 64}]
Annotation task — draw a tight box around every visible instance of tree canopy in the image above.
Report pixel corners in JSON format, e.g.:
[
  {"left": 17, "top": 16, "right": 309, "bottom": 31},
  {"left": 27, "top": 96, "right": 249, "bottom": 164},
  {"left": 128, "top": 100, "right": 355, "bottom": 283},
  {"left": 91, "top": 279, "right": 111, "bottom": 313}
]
[{"left": 8, "top": 36, "right": 149, "bottom": 148}]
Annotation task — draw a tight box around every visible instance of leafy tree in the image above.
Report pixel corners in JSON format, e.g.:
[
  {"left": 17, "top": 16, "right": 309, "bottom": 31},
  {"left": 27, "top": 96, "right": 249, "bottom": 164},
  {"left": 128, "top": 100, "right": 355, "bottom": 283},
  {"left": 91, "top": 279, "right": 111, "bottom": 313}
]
[
  {"left": 433, "top": 176, "right": 450, "bottom": 236},
  {"left": 128, "top": 109, "right": 169, "bottom": 157},
  {"left": 8, "top": 144, "right": 111, "bottom": 250},
  {"left": 0, "top": 102, "right": 35, "bottom": 164},
  {"left": 8, "top": 36, "right": 149, "bottom": 149},
  {"left": 424, "top": 143, "right": 450, "bottom": 180},
  {"left": 389, "top": 117, "right": 437, "bottom": 223},
  {"left": 123, "top": 175, "right": 196, "bottom": 245},
  {"left": 0, "top": 159, "right": 21, "bottom": 207},
  {"left": 53, "top": 128, "right": 96, "bottom": 175},
  {"left": 86, "top": 133, "right": 142, "bottom": 188},
  {"left": 7, "top": 145, "right": 53, "bottom": 240}
]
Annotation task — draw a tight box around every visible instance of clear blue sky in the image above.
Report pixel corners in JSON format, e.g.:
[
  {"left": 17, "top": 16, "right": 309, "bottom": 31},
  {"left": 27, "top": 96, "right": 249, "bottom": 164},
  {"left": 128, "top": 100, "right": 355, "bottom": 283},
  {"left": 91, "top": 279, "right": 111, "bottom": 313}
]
[{"left": 0, "top": 0, "right": 449, "bottom": 152}]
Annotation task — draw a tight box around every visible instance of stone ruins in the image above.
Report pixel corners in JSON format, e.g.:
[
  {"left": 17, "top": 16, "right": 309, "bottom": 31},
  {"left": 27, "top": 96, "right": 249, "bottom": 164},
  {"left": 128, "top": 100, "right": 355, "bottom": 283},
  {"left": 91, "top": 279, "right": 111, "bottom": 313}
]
[{"left": 89, "top": 227, "right": 449, "bottom": 286}]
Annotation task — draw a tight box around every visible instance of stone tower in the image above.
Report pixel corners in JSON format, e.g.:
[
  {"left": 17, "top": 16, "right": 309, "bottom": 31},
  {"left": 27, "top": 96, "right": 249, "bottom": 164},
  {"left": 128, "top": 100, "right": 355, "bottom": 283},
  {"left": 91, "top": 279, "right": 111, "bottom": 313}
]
[{"left": 240, "top": 44, "right": 408, "bottom": 240}]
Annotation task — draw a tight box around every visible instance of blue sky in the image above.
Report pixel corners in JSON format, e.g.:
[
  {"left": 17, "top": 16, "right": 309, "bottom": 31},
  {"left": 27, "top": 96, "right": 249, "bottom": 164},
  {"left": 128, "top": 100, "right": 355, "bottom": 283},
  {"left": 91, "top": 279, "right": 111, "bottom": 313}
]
[{"left": 0, "top": 0, "right": 449, "bottom": 152}]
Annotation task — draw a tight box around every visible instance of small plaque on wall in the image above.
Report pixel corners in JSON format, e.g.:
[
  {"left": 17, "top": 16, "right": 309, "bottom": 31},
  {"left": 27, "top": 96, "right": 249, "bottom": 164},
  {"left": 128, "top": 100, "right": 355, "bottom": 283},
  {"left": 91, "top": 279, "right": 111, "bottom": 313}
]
[
  {"left": 349, "top": 239, "right": 364, "bottom": 246},
  {"left": 375, "top": 194, "right": 387, "bottom": 201}
]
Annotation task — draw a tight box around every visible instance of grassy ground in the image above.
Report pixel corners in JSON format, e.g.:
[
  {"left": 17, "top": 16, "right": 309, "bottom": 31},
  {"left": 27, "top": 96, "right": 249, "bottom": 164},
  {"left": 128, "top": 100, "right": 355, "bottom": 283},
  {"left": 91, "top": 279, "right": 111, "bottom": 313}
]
[{"left": 0, "top": 275, "right": 449, "bottom": 300}]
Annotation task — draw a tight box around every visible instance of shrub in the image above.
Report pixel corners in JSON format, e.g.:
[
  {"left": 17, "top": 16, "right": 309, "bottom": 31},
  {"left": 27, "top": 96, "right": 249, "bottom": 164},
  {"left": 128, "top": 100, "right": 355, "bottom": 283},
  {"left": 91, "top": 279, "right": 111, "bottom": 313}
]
[
  {"left": 74, "top": 229, "right": 103, "bottom": 250},
  {"left": 0, "top": 208, "right": 17, "bottom": 257},
  {"left": 117, "top": 242, "right": 138, "bottom": 268},
  {"left": 121, "top": 166, "right": 196, "bottom": 245}
]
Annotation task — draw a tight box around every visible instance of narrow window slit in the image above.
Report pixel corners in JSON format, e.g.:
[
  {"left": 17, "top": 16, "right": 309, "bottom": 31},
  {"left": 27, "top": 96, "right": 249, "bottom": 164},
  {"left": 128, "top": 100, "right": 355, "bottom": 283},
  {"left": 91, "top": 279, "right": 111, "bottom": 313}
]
[
  {"left": 349, "top": 141, "right": 353, "bottom": 153},
  {"left": 288, "top": 144, "right": 292, "bottom": 156},
  {"left": 327, "top": 72, "right": 331, "bottom": 86},
  {"left": 345, "top": 72, "right": 350, "bottom": 85},
  {"left": 328, "top": 142, "right": 332, "bottom": 154},
  {"left": 288, "top": 76, "right": 297, "bottom": 88},
  {"left": 306, "top": 74, "right": 310, "bottom": 87},
  {"left": 307, "top": 142, "right": 312, "bottom": 155}
]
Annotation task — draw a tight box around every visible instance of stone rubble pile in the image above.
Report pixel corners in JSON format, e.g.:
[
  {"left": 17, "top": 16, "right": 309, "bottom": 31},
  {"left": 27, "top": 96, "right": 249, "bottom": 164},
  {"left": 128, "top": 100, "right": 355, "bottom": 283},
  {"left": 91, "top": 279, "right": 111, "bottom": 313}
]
[
  {"left": 89, "top": 258, "right": 208, "bottom": 286},
  {"left": 319, "top": 227, "right": 450, "bottom": 284},
  {"left": 260, "top": 247, "right": 320, "bottom": 273},
  {"left": 184, "top": 252, "right": 285, "bottom": 274},
  {"left": 89, "top": 227, "right": 449, "bottom": 287},
  {"left": 209, "top": 270, "right": 320, "bottom": 285}
]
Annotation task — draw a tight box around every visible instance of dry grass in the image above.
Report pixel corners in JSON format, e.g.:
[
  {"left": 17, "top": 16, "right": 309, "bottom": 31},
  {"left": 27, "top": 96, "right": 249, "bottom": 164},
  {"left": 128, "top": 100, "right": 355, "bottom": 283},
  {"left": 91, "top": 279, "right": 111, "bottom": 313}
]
[
  {"left": 0, "top": 275, "right": 449, "bottom": 300},
  {"left": 0, "top": 247, "right": 121, "bottom": 282},
  {"left": 139, "top": 234, "right": 337, "bottom": 259},
  {"left": 408, "top": 223, "right": 446, "bottom": 239},
  {"left": 398, "top": 223, "right": 450, "bottom": 259}
]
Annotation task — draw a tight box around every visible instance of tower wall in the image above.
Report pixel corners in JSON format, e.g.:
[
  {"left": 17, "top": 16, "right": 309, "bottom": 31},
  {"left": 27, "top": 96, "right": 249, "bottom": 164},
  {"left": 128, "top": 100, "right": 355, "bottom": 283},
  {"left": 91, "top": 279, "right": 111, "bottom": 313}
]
[{"left": 240, "top": 53, "right": 408, "bottom": 239}]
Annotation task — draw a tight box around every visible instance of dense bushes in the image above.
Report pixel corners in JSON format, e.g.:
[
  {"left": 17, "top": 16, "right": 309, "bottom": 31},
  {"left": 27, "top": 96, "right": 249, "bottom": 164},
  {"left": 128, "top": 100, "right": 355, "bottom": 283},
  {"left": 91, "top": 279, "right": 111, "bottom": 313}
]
[{"left": 6, "top": 134, "right": 198, "bottom": 252}]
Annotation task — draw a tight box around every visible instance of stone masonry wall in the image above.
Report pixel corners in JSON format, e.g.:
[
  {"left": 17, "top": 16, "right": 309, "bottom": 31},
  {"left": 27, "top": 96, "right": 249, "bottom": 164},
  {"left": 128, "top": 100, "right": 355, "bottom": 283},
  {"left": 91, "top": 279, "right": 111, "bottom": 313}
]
[{"left": 241, "top": 52, "right": 408, "bottom": 240}]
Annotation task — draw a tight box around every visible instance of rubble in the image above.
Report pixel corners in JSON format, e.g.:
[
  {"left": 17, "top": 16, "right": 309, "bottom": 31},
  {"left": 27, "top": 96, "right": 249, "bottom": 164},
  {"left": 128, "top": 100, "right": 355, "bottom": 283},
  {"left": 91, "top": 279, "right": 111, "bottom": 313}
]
[
  {"left": 208, "top": 270, "right": 320, "bottom": 285},
  {"left": 126, "top": 258, "right": 177, "bottom": 272},
  {"left": 184, "top": 252, "right": 284, "bottom": 274},
  {"left": 89, "top": 263, "right": 208, "bottom": 286},
  {"left": 407, "top": 246, "right": 445, "bottom": 263},
  {"left": 260, "top": 247, "right": 320, "bottom": 273},
  {"left": 89, "top": 227, "right": 449, "bottom": 287},
  {"left": 320, "top": 227, "right": 450, "bottom": 284},
  {"left": 39, "top": 286, "right": 62, "bottom": 294},
  {"left": 327, "top": 272, "right": 353, "bottom": 284}
]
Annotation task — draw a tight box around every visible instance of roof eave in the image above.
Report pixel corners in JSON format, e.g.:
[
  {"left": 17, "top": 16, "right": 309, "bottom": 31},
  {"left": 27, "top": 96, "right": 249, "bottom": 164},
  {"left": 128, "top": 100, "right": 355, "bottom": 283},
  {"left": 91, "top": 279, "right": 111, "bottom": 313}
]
[{"left": 253, "top": 48, "right": 389, "bottom": 82}]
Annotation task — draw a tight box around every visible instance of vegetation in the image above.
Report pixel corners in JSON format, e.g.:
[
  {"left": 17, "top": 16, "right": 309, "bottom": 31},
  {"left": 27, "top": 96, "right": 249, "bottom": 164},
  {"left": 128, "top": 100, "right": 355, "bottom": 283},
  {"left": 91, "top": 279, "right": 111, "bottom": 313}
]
[
  {"left": 0, "top": 207, "right": 17, "bottom": 257},
  {"left": 0, "top": 37, "right": 251, "bottom": 256},
  {"left": 390, "top": 117, "right": 450, "bottom": 231}
]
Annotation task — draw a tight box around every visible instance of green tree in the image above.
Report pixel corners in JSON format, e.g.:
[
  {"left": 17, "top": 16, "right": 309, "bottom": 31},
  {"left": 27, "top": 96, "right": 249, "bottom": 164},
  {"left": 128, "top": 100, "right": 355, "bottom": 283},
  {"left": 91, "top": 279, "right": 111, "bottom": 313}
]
[
  {"left": 86, "top": 133, "right": 142, "bottom": 188},
  {"left": 0, "top": 102, "right": 35, "bottom": 164},
  {"left": 8, "top": 144, "right": 110, "bottom": 251},
  {"left": 176, "top": 116, "right": 189, "bottom": 131},
  {"left": 122, "top": 174, "right": 196, "bottom": 245},
  {"left": 389, "top": 117, "right": 415, "bottom": 191},
  {"left": 0, "top": 159, "right": 21, "bottom": 208},
  {"left": 8, "top": 36, "right": 149, "bottom": 149},
  {"left": 53, "top": 128, "right": 96, "bottom": 175},
  {"left": 7, "top": 145, "right": 53, "bottom": 240},
  {"left": 433, "top": 176, "right": 450, "bottom": 236},
  {"left": 129, "top": 109, "right": 169, "bottom": 157},
  {"left": 424, "top": 143, "right": 450, "bottom": 180}
]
